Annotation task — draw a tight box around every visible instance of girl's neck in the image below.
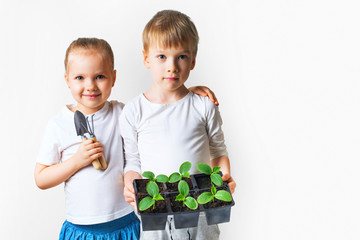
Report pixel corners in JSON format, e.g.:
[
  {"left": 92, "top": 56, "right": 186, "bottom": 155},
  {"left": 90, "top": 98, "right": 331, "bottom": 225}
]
[{"left": 69, "top": 102, "right": 106, "bottom": 115}]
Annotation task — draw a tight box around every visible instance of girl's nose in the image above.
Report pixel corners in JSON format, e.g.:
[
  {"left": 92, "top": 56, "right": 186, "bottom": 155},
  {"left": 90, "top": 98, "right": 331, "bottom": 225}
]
[{"left": 85, "top": 78, "right": 97, "bottom": 91}]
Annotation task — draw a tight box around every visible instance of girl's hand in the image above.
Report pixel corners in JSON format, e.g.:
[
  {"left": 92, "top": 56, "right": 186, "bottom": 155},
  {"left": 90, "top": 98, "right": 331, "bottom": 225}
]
[
  {"left": 73, "top": 139, "right": 103, "bottom": 169},
  {"left": 189, "top": 86, "right": 219, "bottom": 106}
]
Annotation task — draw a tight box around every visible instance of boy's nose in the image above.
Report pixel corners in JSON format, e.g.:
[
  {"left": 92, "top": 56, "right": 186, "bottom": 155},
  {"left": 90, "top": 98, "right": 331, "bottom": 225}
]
[{"left": 167, "top": 60, "right": 178, "bottom": 73}]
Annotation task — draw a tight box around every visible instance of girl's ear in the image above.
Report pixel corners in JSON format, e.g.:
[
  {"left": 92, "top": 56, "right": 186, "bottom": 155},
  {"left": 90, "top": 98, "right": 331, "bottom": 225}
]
[
  {"left": 64, "top": 74, "right": 70, "bottom": 88},
  {"left": 143, "top": 50, "right": 150, "bottom": 69}
]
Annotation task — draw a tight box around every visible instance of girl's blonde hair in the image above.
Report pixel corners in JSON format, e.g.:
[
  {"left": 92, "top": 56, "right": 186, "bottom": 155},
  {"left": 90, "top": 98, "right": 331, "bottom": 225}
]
[
  {"left": 64, "top": 38, "right": 114, "bottom": 72},
  {"left": 143, "top": 10, "right": 199, "bottom": 55}
]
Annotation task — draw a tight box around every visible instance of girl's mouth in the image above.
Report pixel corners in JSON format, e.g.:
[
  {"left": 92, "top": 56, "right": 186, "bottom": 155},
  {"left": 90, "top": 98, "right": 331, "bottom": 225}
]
[{"left": 82, "top": 94, "right": 101, "bottom": 99}]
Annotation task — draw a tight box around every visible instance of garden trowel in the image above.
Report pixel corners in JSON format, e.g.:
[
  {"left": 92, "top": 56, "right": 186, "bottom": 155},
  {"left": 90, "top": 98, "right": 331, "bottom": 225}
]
[{"left": 74, "top": 110, "right": 107, "bottom": 170}]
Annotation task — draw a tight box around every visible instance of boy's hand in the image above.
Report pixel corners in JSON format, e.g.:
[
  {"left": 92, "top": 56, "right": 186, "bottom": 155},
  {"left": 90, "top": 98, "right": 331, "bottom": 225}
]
[
  {"left": 124, "top": 171, "right": 142, "bottom": 210},
  {"left": 189, "top": 86, "right": 219, "bottom": 106},
  {"left": 222, "top": 173, "right": 236, "bottom": 194},
  {"left": 73, "top": 139, "right": 103, "bottom": 169}
]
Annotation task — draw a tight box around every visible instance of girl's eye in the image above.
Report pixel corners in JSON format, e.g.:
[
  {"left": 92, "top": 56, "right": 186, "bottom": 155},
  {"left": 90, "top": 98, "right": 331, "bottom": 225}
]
[
  {"left": 158, "top": 55, "right": 166, "bottom": 60},
  {"left": 178, "top": 55, "right": 188, "bottom": 60},
  {"left": 75, "top": 76, "right": 83, "bottom": 80},
  {"left": 96, "top": 75, "right": 105, "bottom": 79}
]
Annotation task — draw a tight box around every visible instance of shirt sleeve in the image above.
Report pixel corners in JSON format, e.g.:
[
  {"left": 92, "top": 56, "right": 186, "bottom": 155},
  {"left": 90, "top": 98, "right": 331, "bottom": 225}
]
[
  {"left": 205, "top": 99, "right": 229, "bottom": 159},
  {"left": 36, "top": 120, "right": 61, "bottom": 166},
  {"left": 119, "top": 102, "right": 142, "bottom": 174}
]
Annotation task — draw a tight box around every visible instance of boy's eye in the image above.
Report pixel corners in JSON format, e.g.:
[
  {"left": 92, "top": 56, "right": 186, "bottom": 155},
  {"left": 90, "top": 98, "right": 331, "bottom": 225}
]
[
  {"left": 178, "top": 55, "right": 188, "bottom": 60},
  {"left": 96, "top": 75, "right": 105, "bottom": 79},
  {"left": 75, "top": 76, "right": 83, "bottom": 80},
  {"left": 157, "top": 55, "right": 166, "bottom": 60}
]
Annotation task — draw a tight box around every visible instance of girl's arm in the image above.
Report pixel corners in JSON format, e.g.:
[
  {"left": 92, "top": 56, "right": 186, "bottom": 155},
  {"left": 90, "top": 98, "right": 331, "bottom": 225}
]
[
  {"left": 189, "top": 86, "right": 219, "bottom": 106},
  {"left": 34, "top": 139, "right": 103, "bottom": 189}
]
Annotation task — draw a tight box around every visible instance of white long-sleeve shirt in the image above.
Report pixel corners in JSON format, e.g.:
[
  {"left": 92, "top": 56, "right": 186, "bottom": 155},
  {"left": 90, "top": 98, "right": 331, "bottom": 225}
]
[
  {"left": 119, "top": 92, "right": 228, "bottom": 176},
  {"left": 37, "top": 101, "right": 133, "bottom": 224}
]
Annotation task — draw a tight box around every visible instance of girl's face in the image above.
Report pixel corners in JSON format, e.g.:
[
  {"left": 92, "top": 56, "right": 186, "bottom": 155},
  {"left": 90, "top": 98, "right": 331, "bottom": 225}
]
[{"left": 65, "top": 49, "right": 116, "bottom": 115}]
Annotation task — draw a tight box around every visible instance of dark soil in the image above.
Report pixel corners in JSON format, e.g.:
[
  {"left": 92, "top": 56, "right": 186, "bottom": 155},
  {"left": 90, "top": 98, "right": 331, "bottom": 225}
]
[
  {"left": 135, "top": 179, "right": 165, "bottom": 193},
  {"left": 165, "top": 177, "right": 193, "bottom": 192},
  {"left": 194, "top": 175, "right": 212, "bottom": 189},
  {"left": 169, "top": 192, "right": 199, "bottom": 212},
  {"left": 137, "top": 195, "right": 168, "bottom": 214},
  {"left": 200, "top": 187, "right": 233, "bottom": 209}
]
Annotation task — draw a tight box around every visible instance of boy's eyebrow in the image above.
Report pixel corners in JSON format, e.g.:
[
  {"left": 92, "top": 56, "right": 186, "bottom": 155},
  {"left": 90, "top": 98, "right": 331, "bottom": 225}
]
[{"left": 155, "top": 49, "right": 192, "bottom": 54}]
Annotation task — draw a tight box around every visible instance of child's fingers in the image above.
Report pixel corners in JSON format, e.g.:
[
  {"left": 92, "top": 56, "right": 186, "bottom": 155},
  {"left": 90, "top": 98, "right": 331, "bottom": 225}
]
[
  {"left": 222, "top": 173, "right": 236, "bottom": 194},
  {"left": 204, "top": 88, "right": 219, "bottom": 106}
]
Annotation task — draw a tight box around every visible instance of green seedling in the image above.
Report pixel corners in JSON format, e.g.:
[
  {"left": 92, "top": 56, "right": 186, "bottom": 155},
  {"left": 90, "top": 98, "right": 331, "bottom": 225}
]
[
  {"left": 175, "top": 180, "right": 198, "bottom": 210},
  {"left": 196, "top": 163, "right": 232, "bottom": 204},
  {"left": 169, "top": 161, "right": 192, "bottom": 183},
  {"left": 197, "top": 184, "right": 232, "bottom": 204},
  {"left": 142, "top": 171, "right": 169, "bottom": 183},
  {"left": 196, "top": 163, "right": 223, "bottom": 186},
  {"left": 138, "top": 181, "right": 164, "bottom": 211}
]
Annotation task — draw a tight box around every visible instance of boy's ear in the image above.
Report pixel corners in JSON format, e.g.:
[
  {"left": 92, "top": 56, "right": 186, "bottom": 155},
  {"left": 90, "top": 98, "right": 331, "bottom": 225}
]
[
  {"left": 190, "top": 55, "right": 196, "bottom": 70},
  {"left": 112, "top": 70, "right": 117, "bottom": 87},
  {"left": 143, "top": 50, "right": 150, "bottom": 69}
]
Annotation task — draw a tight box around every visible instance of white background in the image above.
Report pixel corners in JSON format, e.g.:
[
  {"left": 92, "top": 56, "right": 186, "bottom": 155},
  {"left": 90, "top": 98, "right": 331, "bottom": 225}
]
[{"left": 1, "top": 0, "right": 360, "bottom": 239}]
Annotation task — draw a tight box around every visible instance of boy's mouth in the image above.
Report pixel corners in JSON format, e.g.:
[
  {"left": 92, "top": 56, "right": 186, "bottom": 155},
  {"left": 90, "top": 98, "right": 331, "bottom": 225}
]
[{"left": 164, "top": 77, "right": 179, "bottom": 81}]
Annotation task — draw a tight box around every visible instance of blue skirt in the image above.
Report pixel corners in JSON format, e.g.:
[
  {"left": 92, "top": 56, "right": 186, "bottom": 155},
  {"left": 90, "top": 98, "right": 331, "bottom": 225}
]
[{"left": 59, "top": 212, "right": 140, "bottom": 240}]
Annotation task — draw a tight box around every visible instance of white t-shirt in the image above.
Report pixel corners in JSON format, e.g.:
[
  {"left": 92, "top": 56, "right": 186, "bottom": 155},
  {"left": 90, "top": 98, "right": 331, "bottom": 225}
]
[
  {"left": 37, "top": 101, "right": 133, "bottom": 225},
  {"left": 119, "top": 92, "right": 228, "bottom": 176}
]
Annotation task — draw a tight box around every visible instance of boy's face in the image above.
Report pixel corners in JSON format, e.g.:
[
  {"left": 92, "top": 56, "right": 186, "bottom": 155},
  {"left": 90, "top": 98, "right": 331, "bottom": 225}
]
[
  {"left": 65, "top": 49, "right": 116, "bottom": 115},
  {"left": 143, "top": 44, "right": 196, "bottom": 93}
]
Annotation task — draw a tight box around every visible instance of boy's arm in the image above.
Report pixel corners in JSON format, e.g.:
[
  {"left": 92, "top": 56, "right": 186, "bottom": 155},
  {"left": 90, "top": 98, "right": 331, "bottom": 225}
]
[
  {"left": 211, "top": 155, "right": 236, "bottom": 194},
  {"left": 189, "top": 86, "right": 219, "bottom": 106},
  {"left": 34, "top": 139, "right": 103, "bottom": 189},
  {"left": 205, "top": 98, "right": 236, "bottom": 193},
  {"left": 124, "top": 170, "right": 142, "bottom": 209},
  {"left": 119, "top": 103, "right": 143, "bottom": 208}
]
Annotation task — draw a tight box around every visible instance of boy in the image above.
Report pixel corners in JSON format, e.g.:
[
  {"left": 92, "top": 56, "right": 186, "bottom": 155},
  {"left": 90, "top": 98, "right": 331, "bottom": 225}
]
[{"left": 120, "top": 10, "right": 236, "bottom": 240}]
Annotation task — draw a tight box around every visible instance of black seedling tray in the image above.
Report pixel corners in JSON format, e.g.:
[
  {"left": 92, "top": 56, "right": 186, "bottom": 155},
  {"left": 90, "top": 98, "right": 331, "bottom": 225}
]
[{"left": 134, "top": 173, "right": 235, "bottom": 231}]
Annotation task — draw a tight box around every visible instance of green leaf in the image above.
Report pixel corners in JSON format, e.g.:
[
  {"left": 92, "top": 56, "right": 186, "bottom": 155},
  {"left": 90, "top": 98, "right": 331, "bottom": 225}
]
[
  {"left": 175, "top": 194, "right": 185, "bottom": 201},
  {"left": 154, "top": 194, "right": 164, "bottom": 201},
  {"left": 182, "top": 172, "right": 190, "bottom": 178},
  {"left": 139, "top": 197, "right": 155, "bottom": 211},
  {"left": 146, "top": 181, "right": 159, "bottom": 197},
  {"left": 169, "top": 172, "right": 181, "bottom": 183},
  {"left": 178, "top": 180, "right": 189, "bottom": 196},
  {"left": 211, "top": 173, "right": 223, "bottom": 186},
  {"left": 215, "top": 190, "right": 232, "bottom": 202},
  {"left": 142, "top": 171, "right": 155, "bottom": 180},
  {"left": 211, "top": 185, "right": 217, "bottom": 195},
  {"left": 185, "top": 197, "right": 198, "bottom": 210},
  {"left": 212, "top": 166, "right": 221, "bottom": 173},
  {"left": 179, "top": 161, "right": 192, "bottom": 174},
  {"left": 197, "top": 192, "right": 214, "bottom": 204},
  {"left": 196, "top": 163, "right": 212, "bottom": 175},
  {"left": 156, "top": 174, "right": 169, "bottom": 183}
]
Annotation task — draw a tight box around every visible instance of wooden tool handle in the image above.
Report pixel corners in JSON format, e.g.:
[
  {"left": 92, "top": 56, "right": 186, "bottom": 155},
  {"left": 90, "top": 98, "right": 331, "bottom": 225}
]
[
  {"left": 90, "top": 137, "right": 107, "bottom": 170},
  {"left": 82, "top": 138, "right": 102, "bottom": 170}
]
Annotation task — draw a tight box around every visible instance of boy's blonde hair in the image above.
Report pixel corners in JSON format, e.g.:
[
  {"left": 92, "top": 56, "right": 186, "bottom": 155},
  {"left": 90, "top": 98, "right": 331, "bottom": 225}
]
[
  {"left": 64, "top": 38, "right": 114, "bottom": 72},
  {"left": 143, "top": 10, "right": 199, "bottom": 55}
]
